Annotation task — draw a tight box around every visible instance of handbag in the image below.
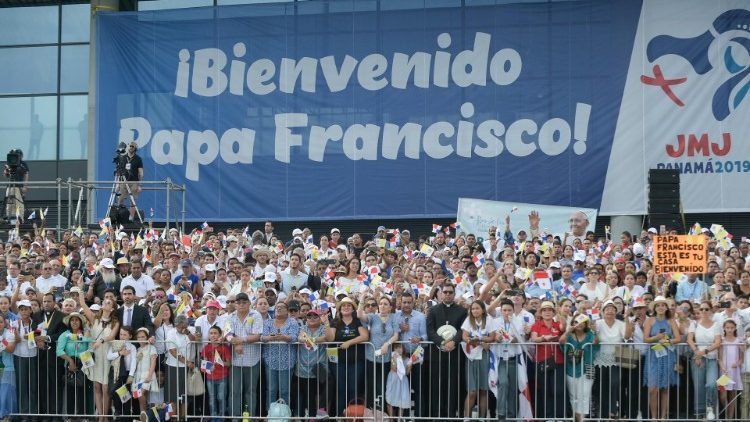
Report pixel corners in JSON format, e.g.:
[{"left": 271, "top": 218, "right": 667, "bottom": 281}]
[
  {"left": 186, "top": 368, "right": 205, "bottom": 396},
  {"left": 615, "top": 344, "right": 640, "bottom": 369},
  {"left": 268, "top": 398, "right": 292, "bottom": 422},
  {"left": 65, "top": 369, "right": 85, "bottom": 387}
]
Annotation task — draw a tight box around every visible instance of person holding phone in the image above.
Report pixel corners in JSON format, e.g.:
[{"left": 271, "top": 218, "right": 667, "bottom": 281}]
[{"left": 643, "top": 296, "right": 681, "bottom": 421}]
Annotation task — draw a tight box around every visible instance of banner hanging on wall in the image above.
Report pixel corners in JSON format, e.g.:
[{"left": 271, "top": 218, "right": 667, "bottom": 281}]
[{"left": 95, "top": 0, "right": 750, "bottom": 221}]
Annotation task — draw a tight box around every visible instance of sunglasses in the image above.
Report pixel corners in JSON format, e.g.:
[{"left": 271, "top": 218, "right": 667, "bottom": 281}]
[
  {"left": 307, "top": 314, "right": 320, "bottom": 319},
  {"left": 366, "top": 303, "right": 377, "bottom": 307},
  {"left": 226, "top": 300, "right": 236, "bottom": 304},
  {"left": 700, "top": 308, "right": 711, "bottom": 311}
]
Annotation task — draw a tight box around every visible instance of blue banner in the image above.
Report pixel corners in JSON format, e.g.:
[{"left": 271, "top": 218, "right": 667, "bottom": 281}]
[{"left": 96, "top": 0, "right": 643, "bottom": 221}]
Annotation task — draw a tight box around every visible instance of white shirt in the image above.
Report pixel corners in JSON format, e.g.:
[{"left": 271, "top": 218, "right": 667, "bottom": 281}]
[
  {"left": 490, "top": 315, "right": 523, "bottom": 359},
  {"left": 107, "top": 342, "right": 137, "bottom": 376},
  {"left": 193, "top": 314, "right": 227, "bottom": 343},
  {"left": 578, "top": 282, "right": 609, "bottom": 303},
  {"left": 594, "top": 319, "right": 626, "bottom": 366},
  {"left": 280, "top": 269, "right": 307, "bottom": 294},
  {"left": 688, "top": 320, "right": 721, "bottom": 359},
  {"left": 165, "top": 329, "right": 193, "bottom": 368},
  {"left": 32, "top": 275, "right": 66, "bottom": 294},
  {"left": 12, "top": 319, "right": 37, "bottom": 358},
  {"left": 120, "top": 274, "right": 155, "bottom": 298},
  {"left": 253, "top": 263, "right": 276, "bottom": 279}
]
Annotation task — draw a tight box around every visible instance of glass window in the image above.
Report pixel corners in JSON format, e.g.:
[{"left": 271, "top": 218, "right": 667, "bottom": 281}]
[
  {"left": 0, "top": 96, "right": 58, "bottom": 161},
  {"left": 139, "top": 0, "right": 213, "bottom": 10},
  {"left": 218, "top": 0, "right": 294, "bottom": 4},
  {"left": 61, "top": 45, "right": 90, "bottom": 93},
  {"left": 0, "top": 46, "right": 58, "bottom": 95},
  {"left": 62, "top": 4, "right": 91, "bottom": 43},
  {"left": 0, "top": 6, "right": 59, "bottom": 46},
  {"left": 60, "top": 95, "right": 88, "bottom": 160}
]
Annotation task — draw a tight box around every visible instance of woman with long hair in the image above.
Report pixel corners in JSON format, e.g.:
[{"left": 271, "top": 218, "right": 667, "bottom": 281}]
[
  {"left": 461, "top": 300, "right": 493, "bottom": 420},
  {"left": 687, "top": 301, "right": 720, "bottom": 419},
  {"left": 643, "top": 296, "right": 681, "bottom": 421},
  {"left": 0, "top": 314, "right": 17, "bottom": 420},
  {"left": 357, "top": 296, "right": 399, "bottom": 411},
  {"left": 79, "top": 294, "right": 120, "bottom": 422},
  {"left": 326, "top": 296, "right": 368, "bottom": 416},
  {"left": 152, "top": 300, "right": 175, "bottom": 371},
  {"left": 560, "top": 313, "right": 598, "bottom": 422}
]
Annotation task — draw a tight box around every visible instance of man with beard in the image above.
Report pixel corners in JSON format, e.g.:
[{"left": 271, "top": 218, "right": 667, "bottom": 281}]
[
  {"left": 32, "top": 293, "right": 67, "bottom": 418},
  {"left": 86, "top": 258, "right": 122, "bottom": 304}
]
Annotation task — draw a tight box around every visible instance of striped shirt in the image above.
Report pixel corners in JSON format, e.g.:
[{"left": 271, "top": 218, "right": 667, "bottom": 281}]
[{"left": 226, "top": 310, "right": 263, "bottom": 367}]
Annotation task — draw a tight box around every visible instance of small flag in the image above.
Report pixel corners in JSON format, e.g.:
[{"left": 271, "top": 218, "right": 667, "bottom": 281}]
[
  {"left": 432, "top": 224, "right": 442, "bottom": 234},
  {"left": 306, "top": 234, "right": 313, "bottom": 244},
  {"left": 200, "top": 221, "right": 209, "bottom": 230},
  {"left": 200, "top": 359, "right": 214, "bottom": 374},
  {"left": 533, "top": 270, "right": 552, "bottom": 290},
  {"left": 375, "top": 238, "right": 386, "bottom": 248},
  {"left": 131, "top": 382, "right": 143, "bottom": 398},
  {"left": 419, "top": 244, "right": 434, "bottom": 257},
  {"left": 214, "top": 349, "right": 224, "bottom": 366},
  {"left": 472, "top": 255, "right": 485, "bottom": 267},
  {"left": 488, "top": 350, "right": 498, "bottom": 397},
  {"left": 166, "top": 403, "right": 176, "bottom": 419},
  {"left": 41, "top": 207, "right": 48, "bottom": 219},
  {"left": 28, "top": 210, "right": 36, "bottom": 220},
  {"left": 74, "top": 226, "right": 84, "bottom": 238},
  {"left": 588, "top": 308, "right": 601, "bottom": 321},
  {"left": 410, "top": 345, "right": 424, "bottom": 364},
  {"left": 115, "top": 384, "right": 131, "bottom": 403}
]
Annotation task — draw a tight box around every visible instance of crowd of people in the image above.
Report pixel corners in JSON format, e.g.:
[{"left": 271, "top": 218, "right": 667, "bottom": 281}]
[{"left": 0, "top": 215, "right": 749, "bottom": 422}]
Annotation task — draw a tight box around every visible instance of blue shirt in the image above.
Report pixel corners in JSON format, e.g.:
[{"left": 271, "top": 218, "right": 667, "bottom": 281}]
[
  {"left": 675, "top": 279, "right": 707, "bottom": 302},
  {"left": 173, "top": 273, "right": 199, "bottom": 292},
  {"left": 363, "top": 313, "right": 399, "bottom": 363},
  {"left": 262, "top": 317, "right": 300, "bottom": 370},
  {"left": 395, "top": 310, "right": 427, "bottom": 354}
]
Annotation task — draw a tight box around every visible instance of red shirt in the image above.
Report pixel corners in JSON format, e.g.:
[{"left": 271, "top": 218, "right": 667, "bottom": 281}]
[
  {"left": 531, "top": 319, "right": 563, "bottom": 364},
  {"left": 201, "top": 343, "right": 231, "bottom": 381}
]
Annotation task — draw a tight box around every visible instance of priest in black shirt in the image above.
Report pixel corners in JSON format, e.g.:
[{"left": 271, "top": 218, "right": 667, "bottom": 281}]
[
  {"left": 426, "top": 284, "right": 466, "bottom": 420},
  {"left": 33, "top": 292, "right": 68, "bottom": 417}
]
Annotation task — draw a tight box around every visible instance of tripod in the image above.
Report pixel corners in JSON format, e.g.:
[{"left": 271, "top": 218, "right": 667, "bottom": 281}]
[
  {"left": 105, "top": 174, "right": 143, "bottom": 225},
  {"left": 1, "top": 175, "right": 24, "bottom": 223}
]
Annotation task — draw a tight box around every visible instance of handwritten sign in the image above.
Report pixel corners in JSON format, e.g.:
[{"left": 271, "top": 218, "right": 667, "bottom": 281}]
[{"left": 653, "top": 235, "right": 707, "bottom": 274}]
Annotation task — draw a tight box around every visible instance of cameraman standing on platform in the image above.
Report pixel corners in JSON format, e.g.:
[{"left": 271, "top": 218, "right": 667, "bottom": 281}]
[
  {"left": 3, "top": 149, "right": 29, "bottom": 220},
  {"left": 118, "top": 141, "right": 143, "bottom": 222}
]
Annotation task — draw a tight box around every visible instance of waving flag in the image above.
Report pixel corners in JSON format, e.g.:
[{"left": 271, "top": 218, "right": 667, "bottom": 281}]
[
  {"left": 200, "top": 360, "right": 214, "bottom": 374},
  {"left": 517, "top": 354, "right": 533, "bottom": 420},
  {"left": 488, "top": 350, "right": 498, "bottom": 397},
  {"left": 115, "top": 385, "right": 131, "bottom": 403},
  {"left": 432, "top": 224, "right": 442, "bottom": 234},
  {"left": 410, "top": 345, "right": 424, "bottom": 364},
  {"left": 165, "top": 403, "right": 175, "bottom": 420},
  {"left": 419, "top": 244, "right": 434, "bottom": 257},
  {"left": 533, "top": 270, "right": 551, "bottom": 290},
  {"left": 181, "top": 234, "right": 192, "bottom": 252},
  {"left": 28, "top": 210, "right": 36, "bottom": 220},
  {"left": 472, "top": 255, "right": 485, "bottom": 267},
  {"left": 131, "top": 382, "right": 144, "bottom": 399},
  {"left": 200, "top": 221, "right": 209, "bottom": 230}
]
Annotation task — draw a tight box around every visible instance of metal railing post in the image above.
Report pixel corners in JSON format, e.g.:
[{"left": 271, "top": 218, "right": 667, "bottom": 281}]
[
  {"left": 67, "top": 177, "right": 72, "bottom": 229},
  {"left": 56, "top": 177, "right": 62, "bottom": 240}
]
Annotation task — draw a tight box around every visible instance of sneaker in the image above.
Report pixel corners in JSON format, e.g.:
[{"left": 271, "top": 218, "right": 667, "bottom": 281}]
[
  {"left": 316, "top": 408, "right": 329, "bottom": 419},
  {"left": 706, "top": 406, "right": 715, "bottom": 420}
]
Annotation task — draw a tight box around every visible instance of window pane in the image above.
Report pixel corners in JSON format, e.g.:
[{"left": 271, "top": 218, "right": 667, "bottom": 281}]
[
  {"left": 0, "top": 6, "right": 59, "bottom": 46},
  {"left": 62, "top": 4, "right": 91, "bottom": 43},
  {"left": 0, "top": 46, "right": 58, "bottom": 95},
  {"left": 139, "top": 0, "right": 213, "bottom": 10},
  {"left": 218, "top": 0, "right": 295, "bottom": 4},
  {"left": 60, "top": 95, "right": 88, "bottom": 160},
  {"left": 61, "top": 45, "right": 90, "bottom": 93},
  {"left": 0, "top": 96, "right": 57, "bottom": 161}
]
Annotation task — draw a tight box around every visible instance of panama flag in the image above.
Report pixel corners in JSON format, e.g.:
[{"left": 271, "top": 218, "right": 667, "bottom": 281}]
[
  {"left": 200, "top": 221, "right": 209, "bottom": 230},
  {"left": 488, "top": 350, "right": 498, "bottom": 397},
  {"left": 432, "top": 224, "right": 442, "bottom": 234},
  {"left": 165, "top": 403, "right": 176, "bottom": 420},
  {"left": 533, "top": 270, "right": 552, "bottom": 290},
  {"left": 472, "top": 255, "right": 485, "bottom": 267},
  {"left": 517, "top": 354, "right": 533, "bottom": 420},
  {"left": 132, "top": 382, "right": 143, "bottom": 398},
  {"left": 200, "top": 359, "right": 213, "bottom": 374}
]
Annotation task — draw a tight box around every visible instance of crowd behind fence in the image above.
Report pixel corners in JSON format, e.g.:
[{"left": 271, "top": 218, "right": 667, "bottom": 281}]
[{"left": 4, "top": 338, "right": 748, "bottom": 421}]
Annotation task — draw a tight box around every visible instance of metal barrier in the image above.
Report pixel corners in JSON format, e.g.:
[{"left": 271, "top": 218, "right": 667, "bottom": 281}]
[
  {"left": 5, "top": 338, "right": 749, "bottom": 420},
  {"left": 0, "top": 178, "right": 187, "bottom": 239}
]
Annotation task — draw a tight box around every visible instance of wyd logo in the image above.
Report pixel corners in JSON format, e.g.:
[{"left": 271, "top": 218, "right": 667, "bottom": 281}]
[{"left": 641, "top": 9, "right": 750, "bottom": 121}]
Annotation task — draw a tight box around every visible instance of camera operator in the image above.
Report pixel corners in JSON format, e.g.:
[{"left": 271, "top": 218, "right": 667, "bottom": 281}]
[
  {"left": 3, "top": 149, "right": 29, "bottom": 219},
  {"left": 118, "top": 141, "right": 143, "bottom": 222}
]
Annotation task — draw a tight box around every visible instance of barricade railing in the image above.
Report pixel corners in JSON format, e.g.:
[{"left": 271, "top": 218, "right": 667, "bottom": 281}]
[{"left": 6, "top": 337, "right": 748, "bottom": 420}]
